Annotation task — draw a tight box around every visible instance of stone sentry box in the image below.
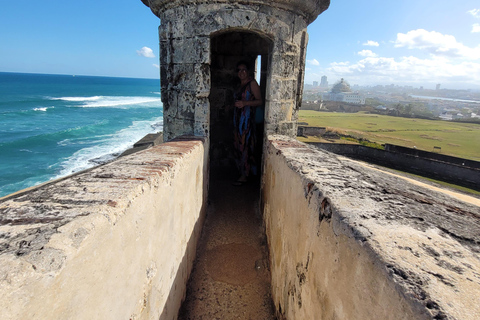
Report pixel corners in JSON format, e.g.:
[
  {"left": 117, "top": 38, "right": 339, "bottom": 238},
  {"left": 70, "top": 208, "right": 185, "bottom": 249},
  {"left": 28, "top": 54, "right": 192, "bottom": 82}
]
[
  {"left": 207, "top": 31, "right": 271, "bottom": 168},
  {"left": 141, "top": 0, "right": 330, "bottom": 167}
]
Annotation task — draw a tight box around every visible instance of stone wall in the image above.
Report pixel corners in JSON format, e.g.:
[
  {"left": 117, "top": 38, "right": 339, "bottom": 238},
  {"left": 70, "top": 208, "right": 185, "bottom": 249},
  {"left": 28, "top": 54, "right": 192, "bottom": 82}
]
[
  {"left": 311, "top": 143, "right": 480, "bottom": 191},
  {"left": 141, "top": 0, "right": 330, "bottom": 141},
  {"left": 297, "top": 126, "right": 326, "bottom": 137},
  {"left": 0, "top": 137, "right": 208, "bottom": 320},
  {"left": 262, "top": 135, "right": 480, "bottom": 320},
  {"left": 384, "top": 144, "right": 480, "bottom": 170},
  {"left": 300, "top": 101, "right": 323, "bottom": 111},
  {"left": 1, "top": 134, "right": 479, "bottom": 319}
]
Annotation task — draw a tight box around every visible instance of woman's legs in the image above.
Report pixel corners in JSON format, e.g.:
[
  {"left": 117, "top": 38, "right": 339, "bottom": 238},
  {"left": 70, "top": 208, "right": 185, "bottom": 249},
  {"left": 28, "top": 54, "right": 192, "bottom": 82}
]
[{"left": 233, "top": 106, "right": 256, "bottom": 182}]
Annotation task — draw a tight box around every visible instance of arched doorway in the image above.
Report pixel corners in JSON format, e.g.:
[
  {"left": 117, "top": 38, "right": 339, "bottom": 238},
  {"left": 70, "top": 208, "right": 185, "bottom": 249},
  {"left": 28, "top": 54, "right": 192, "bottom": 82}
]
[{"left": 209, "top": 30, "right": 272, "bottom": 178}]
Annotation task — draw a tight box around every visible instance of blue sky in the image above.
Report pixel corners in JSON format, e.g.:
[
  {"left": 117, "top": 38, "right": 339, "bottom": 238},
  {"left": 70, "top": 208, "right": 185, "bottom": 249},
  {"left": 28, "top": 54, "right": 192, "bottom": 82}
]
[
  {"left": 306, "top": 0, "right": 480, "bottom": 89},
  {"left": 1, "top": 0, "right": 479, "bottom": 89},
  {"left": 0, "top": 1, "right": 160, "bottom": 79}
]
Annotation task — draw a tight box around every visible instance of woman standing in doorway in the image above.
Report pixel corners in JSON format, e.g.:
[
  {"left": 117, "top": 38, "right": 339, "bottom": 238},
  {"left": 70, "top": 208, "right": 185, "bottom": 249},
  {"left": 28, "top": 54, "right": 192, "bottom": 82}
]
[{"left": 233, "top": 61, "right": 263, "bottom": 185}]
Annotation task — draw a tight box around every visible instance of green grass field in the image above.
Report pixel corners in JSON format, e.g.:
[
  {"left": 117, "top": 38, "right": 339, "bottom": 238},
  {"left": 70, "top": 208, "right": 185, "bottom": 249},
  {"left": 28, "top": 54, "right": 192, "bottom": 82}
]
[{"left": 298, "top": 111, "right": 480, "bottom": 162}]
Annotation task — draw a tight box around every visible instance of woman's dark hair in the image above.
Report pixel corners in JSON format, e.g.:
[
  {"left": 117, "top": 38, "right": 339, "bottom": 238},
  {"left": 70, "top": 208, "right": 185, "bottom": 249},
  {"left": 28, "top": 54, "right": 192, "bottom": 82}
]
[{"left": 236, "top": 60, "right": 250, "bottom": 71}]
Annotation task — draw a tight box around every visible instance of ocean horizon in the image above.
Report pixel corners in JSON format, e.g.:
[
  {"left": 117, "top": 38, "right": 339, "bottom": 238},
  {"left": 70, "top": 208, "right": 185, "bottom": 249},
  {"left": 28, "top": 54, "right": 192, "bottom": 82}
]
[{"left": 0, "top": 72, "right": 163, "bottom": 198}]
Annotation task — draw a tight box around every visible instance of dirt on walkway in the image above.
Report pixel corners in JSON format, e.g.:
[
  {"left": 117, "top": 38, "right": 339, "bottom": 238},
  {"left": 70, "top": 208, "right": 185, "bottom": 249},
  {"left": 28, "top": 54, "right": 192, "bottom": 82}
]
[{"left": 178, "top": 170, "right": 275, "bottom": 320}]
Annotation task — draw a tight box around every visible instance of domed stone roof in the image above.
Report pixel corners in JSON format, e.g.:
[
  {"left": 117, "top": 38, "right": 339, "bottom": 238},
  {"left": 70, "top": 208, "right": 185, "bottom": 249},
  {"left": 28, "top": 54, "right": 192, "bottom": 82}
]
[
  {"left": 331, "top": 78, "right": 351, "bottom": 93},
  {"left": 141, "top": 0, "right": 330, "bottom": 24}
]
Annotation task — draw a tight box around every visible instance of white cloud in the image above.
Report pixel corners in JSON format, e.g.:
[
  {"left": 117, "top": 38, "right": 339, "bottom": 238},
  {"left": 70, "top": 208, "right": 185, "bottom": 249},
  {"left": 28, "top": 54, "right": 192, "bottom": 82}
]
[
  {"left": 307, "top": 59, "right": 320, "bottom": 66},
  {"left": 394, "top": 29, "right": 480, "bottom": 60},
  {"left": 357, "top": 50, "right": 377, "bottom": 57},
  {"left": 137, "top": 46, "right": 155, "bottom": 58},
  {"left": 468, "top": 8, "right": 480, "bottom": 18},
  {"left": 153, "top": 64, "right": 160, "bottom": 69},
  {"left": 363, "top": 40, "right": 379, "bottom": 47},
  {"left": 307, "top": 28, "right": 480, "bottom": 88},
  {"left": 472, "top": 23, "right": 480, "bottom": 33},
  {"left": 326, "top": 55, "right": 480, "bottom": 86}
]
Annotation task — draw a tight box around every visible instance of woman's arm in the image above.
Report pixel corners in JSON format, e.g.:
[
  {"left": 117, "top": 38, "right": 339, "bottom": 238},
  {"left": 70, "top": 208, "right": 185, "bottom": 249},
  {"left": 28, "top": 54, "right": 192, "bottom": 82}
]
[{"left": 234, "top": 80, "right": 263, "bottom": 108}]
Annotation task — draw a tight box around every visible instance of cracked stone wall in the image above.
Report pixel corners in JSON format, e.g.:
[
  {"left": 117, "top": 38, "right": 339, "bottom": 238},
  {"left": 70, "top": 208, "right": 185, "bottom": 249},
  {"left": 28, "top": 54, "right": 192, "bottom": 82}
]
[
  {"left": 263, "top": 135, "right": 480, "bottom": 320},
  {"left": 142, "top": 0, "right": 330, "bottom": 141}
]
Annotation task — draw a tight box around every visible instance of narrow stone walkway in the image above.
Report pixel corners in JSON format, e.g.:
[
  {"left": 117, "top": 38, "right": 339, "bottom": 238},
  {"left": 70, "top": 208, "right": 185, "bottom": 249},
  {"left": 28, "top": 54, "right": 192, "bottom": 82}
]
[{"left": 178, "top": 169, "right": 275, "bottom": 319}]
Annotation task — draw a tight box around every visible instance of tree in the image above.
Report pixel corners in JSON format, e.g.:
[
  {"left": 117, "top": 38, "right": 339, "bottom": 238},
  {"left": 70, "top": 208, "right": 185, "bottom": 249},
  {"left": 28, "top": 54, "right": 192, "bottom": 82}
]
[
  {"left": 404, "top": 104, "right": 413, "bottom": 117},
  {"left": 392, "top": 103, "right": 404, "bottom": 116}
]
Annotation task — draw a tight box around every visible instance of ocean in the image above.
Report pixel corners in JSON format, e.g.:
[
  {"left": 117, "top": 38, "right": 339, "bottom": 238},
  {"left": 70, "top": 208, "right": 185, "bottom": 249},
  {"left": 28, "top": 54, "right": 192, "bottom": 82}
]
[{"left": 0, "top": 72, "right": 163, "bottom": 198}]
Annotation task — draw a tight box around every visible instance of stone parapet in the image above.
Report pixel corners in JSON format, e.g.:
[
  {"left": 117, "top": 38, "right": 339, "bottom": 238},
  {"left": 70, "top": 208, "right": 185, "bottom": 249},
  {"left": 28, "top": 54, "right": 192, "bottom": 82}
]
[
  {"left": 0, "top": 137, "right": 209, "bottom": 320},
  {"left": 311, "top": 142, "right": 480, "bottom": 191},
  {"left": 262, "top": 135, "right": 480, "bottom": 320}
]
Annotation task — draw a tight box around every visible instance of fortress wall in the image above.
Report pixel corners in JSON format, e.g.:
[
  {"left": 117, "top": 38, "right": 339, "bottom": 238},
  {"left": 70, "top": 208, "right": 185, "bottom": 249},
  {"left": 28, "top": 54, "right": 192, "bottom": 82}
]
[
  {"left": 384, "top": 144, "right": 480, "bottom": 170},
  {"left": 262, "top": 135, "right": 480, "bottom": 320},
  {"left": 311, "top": 143, "right": 480, "bottom": 191},
  {"left": 0, "top": 137, "right": 208, "bottom": 320},
  {"left": 1, "top": 133, "right": 478, "bottom": 320}
]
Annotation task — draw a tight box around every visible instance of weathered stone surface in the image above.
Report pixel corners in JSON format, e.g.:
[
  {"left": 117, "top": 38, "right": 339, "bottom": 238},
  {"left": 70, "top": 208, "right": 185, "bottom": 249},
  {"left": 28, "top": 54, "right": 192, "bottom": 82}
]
[
  {"left": 132, "top": 132, "right": 163, "bottom": 148},
  {"left": 269, "top": 79, "right": 298, "bottom": 101},
  {"left": 142, "top": 0, "right": 330, "bottom": 24},
  {"left": 276, "top": 53, "right": 299, "bottom": 78},
  {"left": 170, "top": 38, "right": 210, "bottom": 64},
  {"left": 0, "top": 137, "right": 209, "bottom": 320},
  {"left": 169, "top": 63, "right": 195, "bottom": 91},
  {"left": 194, "top": 97, "right": 210, "bottom": 136},
  {"left": 144, "top": 1, "right": 327, "bottom": 141},
  {"left": 194, "top": 63, "right": 211, "bottom": 98},
  {"left": 263, "top": 135, "right": 480, "bottom": 320}
]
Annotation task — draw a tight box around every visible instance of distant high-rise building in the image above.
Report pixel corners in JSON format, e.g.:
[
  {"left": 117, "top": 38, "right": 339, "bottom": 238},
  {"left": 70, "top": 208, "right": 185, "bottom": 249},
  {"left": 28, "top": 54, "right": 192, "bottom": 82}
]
[
  {"left": 320, "top": 75, "right": 328, "bottom": 88},
  {"left": 313, "top": 81, "right": 319, "bottom": 87},
  {"left": 436, "top": 84, "right": 441, "bottom": 90}
]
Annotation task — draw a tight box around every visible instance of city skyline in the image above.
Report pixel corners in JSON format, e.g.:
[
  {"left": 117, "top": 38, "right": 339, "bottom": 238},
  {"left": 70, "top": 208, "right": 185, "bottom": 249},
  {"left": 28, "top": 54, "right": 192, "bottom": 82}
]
[
  {"left": 0, "top": 1, "right": 479, "bottom": 90},
  {"left": 307, "top": 75, "right": 456, "bottom": 91},
  {"left": 305, "top": 0, "right": 480, "bottom": 90}
]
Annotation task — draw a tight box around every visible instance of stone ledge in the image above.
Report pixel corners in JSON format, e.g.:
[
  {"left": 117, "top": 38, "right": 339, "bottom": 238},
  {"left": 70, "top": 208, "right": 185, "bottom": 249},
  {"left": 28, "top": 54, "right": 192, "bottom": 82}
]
[
  {"left": 263, "top": 135, "right": 480, "bottom": 320},
  {"left": 0, "top": 136, "right": 208, "bottom": 319},
  {"left": 120, "top": 132, "right": 164, "bottom": 157},
  {"left": 309, "top": 142, "right": 480, "bottom": 191}
]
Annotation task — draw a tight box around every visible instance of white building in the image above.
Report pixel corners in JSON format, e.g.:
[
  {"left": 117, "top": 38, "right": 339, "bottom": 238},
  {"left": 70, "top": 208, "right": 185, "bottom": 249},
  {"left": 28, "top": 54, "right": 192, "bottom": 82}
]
[{"left": 324, "top": 78, "right": 365, "bottom": 104}]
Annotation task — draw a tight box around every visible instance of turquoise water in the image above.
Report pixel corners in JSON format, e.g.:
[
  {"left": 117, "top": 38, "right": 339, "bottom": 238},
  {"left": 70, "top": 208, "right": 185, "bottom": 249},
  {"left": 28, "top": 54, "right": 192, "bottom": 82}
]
[{"left": 0, "top": 72, "right": 163, "bottom": 197}]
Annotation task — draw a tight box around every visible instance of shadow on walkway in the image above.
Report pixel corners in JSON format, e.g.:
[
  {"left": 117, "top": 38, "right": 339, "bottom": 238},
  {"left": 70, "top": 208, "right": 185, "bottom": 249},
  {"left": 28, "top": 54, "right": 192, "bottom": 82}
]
[{"left": 178, "top": 168, "right": 275, "bottom": 319}]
